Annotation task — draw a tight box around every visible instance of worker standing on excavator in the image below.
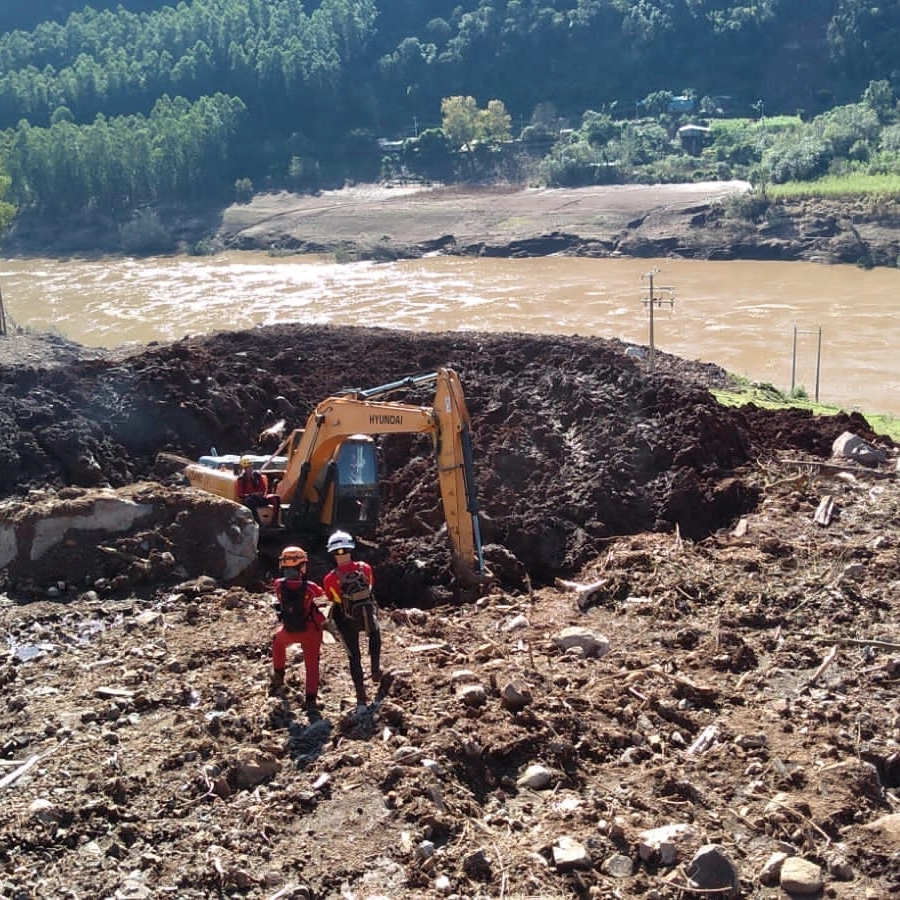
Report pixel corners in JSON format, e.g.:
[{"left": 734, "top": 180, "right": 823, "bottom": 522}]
[
  {"left": 270, "top": 545, "right": 326, "bottom": 720},
  {"left": 323, "top": 530, "right": 387, "bottom": 709}
]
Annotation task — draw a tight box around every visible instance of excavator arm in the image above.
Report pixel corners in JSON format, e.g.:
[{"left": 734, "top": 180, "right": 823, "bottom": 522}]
[
  {"left": 432, "top": 368, "right": 484, "bottom": 580},
  {"left": 271, "top": 401, "right": 435, "bottom": 506}
]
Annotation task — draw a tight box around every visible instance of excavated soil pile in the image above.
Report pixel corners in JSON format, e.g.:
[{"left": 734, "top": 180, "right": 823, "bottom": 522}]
[
  {"left": 0, "top": 325, "right": 881, "bottom": 596},
  {"left": 1, "top": 325, "right": 899, "bottom": 899}
]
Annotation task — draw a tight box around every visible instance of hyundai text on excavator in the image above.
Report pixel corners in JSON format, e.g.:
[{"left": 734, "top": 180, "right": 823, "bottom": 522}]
[{"left": 183, "top": 368, "right": 485, "bottom": 581}]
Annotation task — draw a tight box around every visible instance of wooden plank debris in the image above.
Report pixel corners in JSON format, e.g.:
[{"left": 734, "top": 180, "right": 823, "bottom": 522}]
[
  {"left": 0, "top": 741, "right": 66, "bottom": 789},
  {"left": 813, "top": 495, "right": 835, "bottom": 526},
  {"left": 0, "top": 755, "right": 42, "bottom": 789},
  {"left": 686, "top": 724, "right": 718, "bottom": 756},
  {"left": 838, "top": 637, "right": 900, "bottom": 651},
  {"left": 802, "top": 644, "right": 839, "bottom": 692},
  {"left": 778, "top": 456, "right": 895, "bottom": 479}
]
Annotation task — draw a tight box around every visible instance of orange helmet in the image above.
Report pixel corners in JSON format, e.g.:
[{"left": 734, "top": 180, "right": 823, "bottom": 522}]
[{"left": 279, "top": 546, "right": 308, "bottom": 567}]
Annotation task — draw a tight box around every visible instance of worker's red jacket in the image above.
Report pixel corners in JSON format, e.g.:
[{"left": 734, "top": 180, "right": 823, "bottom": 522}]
[{"left": 237, "top": 469, "right": 268, "bottom": 498}]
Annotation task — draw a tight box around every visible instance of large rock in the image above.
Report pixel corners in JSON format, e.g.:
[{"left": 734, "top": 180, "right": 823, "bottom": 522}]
[
  {"left": 0, "top": 482, "right": 257, "bottom": 590},
  {"left": 832, "top": 431, "right": 888, "bottom": 467}
]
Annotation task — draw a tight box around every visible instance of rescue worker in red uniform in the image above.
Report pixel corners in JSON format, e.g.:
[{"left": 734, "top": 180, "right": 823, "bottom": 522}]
[
  {"left": 236, "top": 456, "right": 270, "bottom": 524},
  {"left": 270, "top": 545, "right": 325, "bottom": 719},
  {"left": 236, "top": 456, "right": 282, "bottom": 526},
  {"left": 322, "top": 530, "right": 385, "bottom": 709}
]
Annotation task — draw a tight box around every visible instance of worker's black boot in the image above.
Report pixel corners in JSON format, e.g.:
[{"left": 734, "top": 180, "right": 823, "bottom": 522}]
[
  {"left": 305, "top": 693, "right": 321, "bottom": 721},
  {"left": 354, "top": 677, "right": 368, "bottom": 710},
  {"left": 376, "top": 670, "right": 395, "bottom": 699},
  {"left": 269, "top": 668, "right": 285, "bottom": 695}
]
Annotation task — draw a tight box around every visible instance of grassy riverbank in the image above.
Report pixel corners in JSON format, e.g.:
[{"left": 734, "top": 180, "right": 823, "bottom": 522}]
[
  {"left": 713, "top": 380, "right": 900, "bottom": 441},
  {"left": 766, "top": 172, "right": 900, "bottom": 202}
]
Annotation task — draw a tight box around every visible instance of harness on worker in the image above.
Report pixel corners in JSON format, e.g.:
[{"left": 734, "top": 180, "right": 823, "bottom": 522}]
[
  {"left": 338, "top": 565, "right": 376, "bottom": 634},
  {"left": 279, "top": 578, "right": 309, "bottom": 632}
]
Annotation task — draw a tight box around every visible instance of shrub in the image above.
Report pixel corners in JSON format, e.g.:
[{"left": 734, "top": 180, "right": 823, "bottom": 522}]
[
  {"left": 764, "top": 136, "right": 830, "bottom": 183},
  {"left": 119, "top": 209, "right": 175, "bottom": 254},
  {"left": 234, "top": 178, "right": 254, "bottom": 203},
  {"left": 189, "top": 235, "right": 225, "bottom": 256}
]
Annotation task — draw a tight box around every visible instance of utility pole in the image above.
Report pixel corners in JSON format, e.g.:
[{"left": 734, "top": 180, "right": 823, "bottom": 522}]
[
  {"left": 641, "top": 269, "right": 675, "bottom": 372},
  {"left": 791, "top": 324, "right": 823, "bottom": 401},
  {"left": 0, "top": 276, "right": 6, "bottom": 337}
]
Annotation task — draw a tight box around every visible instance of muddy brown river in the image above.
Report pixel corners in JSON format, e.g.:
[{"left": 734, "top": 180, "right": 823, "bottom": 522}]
[{"left": 3, "top": 252, "right": 899, "bottom": 416}]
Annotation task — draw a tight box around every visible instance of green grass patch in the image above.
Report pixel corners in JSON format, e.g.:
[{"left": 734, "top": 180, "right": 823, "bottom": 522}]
[
  {"left": 712, "top": 381, "right": 900, "bottom": 442},
  {"left": 767, "top": 173, "right": 900, "bottom": 201},
  {"left": 710, "top": 115, "right": 802, "bottom": 137}
]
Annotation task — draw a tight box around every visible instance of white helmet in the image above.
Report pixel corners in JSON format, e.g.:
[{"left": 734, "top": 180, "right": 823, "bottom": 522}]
[{"left": 327, "top": 530, "right": 356, "bottom": 554}]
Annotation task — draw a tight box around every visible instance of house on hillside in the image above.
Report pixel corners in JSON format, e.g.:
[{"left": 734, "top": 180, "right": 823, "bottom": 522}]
[
  {"left": 669, "top": 95, "right": 697, "bottom": 114},
  {"left": 677, "top": 123, "right": 711, "bottom": 155}
]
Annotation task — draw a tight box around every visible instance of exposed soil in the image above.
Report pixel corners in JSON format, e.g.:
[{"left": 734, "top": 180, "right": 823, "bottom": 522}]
[
  {"left": 216, "top": 182, "right": 900, "bottom": 268},
  {"left": 215, "top": 183, "right": 757, "bottom": 261},
  {"left": 7, "top": 181, "right": 900, "bottom": 268},
  {"left": 2, "top": 324, "right": 900, "bottom": 899}
]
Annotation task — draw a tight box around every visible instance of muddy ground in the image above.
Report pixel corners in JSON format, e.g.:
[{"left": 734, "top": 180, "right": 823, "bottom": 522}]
[{"left": 1, "top": 324, "right": 900, "bottom": 899}]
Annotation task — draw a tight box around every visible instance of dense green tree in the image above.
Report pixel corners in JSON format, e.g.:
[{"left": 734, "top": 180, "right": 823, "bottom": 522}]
[
  {"left": 0, "top": 1, "right": 898, "bottom": 221},
  {"left": 441, "top": 95, "right": 511, "bottom": 147},
  {"left": 615, "top": 121, "right": 673, "bottom": 168},
  {"left": 539, "top": 134, "right": 617, "bottom": 187},
  {"left": 441, "top": 95, "right": 480, "bottom": 149},
  {"left": 405, "top": 126, "right": 452, "bottom": 179},
  {"left": 480, "top": 99, "right": 511, "bottom": 142},
  {"left": 817, "top": 103, "right": 880, "bottom": 159},
  {"left": 640, "top": 91, "right": 674, "bottom": 119},
  {"left": 828, "top": 1, "right": 900, "bottom": 87},
  {"left": 880, "top": 125, "right": 900, "bottom": 154},
  {"left": 0, "top": 168, "right": 16, "bottom": 232},
  {"left": 764, "top": 135, "right": 831, "bottom": 183},
  {"left": 581, "top": 111, "right": 619, "bottom": 147},
  {"left": 863, "top": 80, "right": 896, "bottom": 125},
  {"left": 4, "top": 92, "right": 246, "bottom": 212}
]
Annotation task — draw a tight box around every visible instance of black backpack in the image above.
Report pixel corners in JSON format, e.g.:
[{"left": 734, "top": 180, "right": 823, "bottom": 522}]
[
  {"left": 279, "top": 578, "right": 308, "bottom": 631},
  {"left": 338, "top": 566, "right": 375, "bottom": 630}
]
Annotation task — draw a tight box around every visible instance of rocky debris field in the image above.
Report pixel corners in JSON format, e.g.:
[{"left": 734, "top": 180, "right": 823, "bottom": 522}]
[{"left": 1, "top": 325, "right": 900, "bottom": 899}]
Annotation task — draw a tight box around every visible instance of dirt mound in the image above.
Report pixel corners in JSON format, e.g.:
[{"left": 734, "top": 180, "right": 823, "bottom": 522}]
[{"left": 1, "top": 326, "right": 899, "bottom": 899}]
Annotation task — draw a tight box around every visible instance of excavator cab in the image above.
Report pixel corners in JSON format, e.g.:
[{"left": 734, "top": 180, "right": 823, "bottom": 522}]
[
  {"left": 329, "top": 435, "right": 380, "bottom": 536},
  {"left": 281, "top": 434, "right": 380, "bottom": 540}
]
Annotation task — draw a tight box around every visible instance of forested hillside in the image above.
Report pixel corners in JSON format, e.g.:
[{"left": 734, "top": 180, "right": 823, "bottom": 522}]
[{"left": 0, "top": 0, "right": 899, "bottom": 242}]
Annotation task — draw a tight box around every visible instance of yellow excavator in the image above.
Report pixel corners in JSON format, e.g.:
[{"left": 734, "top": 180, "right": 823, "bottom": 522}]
[{"left": 183, "top": 368, "right": 485, "bottom": 579}]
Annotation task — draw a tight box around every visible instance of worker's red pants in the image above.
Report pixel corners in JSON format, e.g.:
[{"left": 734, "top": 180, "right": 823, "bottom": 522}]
[{"left": 271, "top": 625, "right": 322, "bottom": 695}]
